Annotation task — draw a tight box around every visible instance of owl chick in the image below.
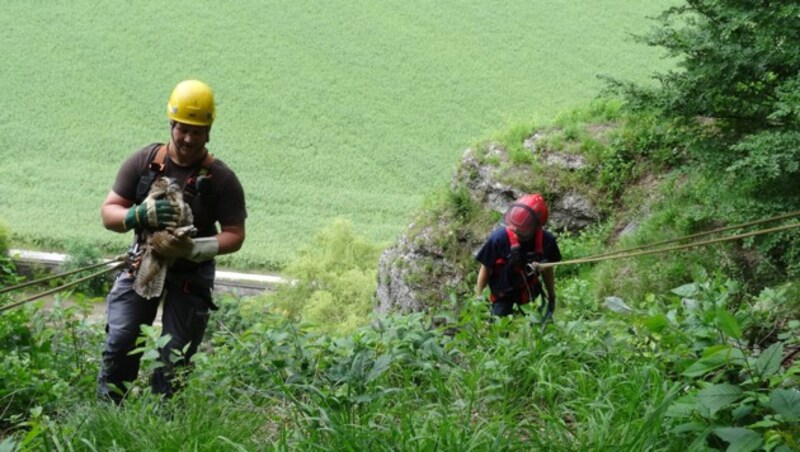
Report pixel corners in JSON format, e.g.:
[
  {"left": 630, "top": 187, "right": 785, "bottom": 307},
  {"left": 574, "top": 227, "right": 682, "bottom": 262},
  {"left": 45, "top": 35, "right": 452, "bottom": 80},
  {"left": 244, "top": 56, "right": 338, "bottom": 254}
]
[{"left": 133, "top": 177, "right": 196, "bottom": 298}]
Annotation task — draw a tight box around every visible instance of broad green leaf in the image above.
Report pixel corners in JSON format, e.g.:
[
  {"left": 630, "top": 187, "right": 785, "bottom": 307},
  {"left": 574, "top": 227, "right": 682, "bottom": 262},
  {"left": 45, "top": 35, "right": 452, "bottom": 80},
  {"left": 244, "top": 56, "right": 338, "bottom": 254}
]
[
  {"left": 712, "top": 427, "right": 762, "bottom": 452},
  {"left": 142, "top": 350, "right": 160, "bottom": 361},
  {"left": 681, "top": 298, "right": 699, "bottom": 311},
  {"left": 702, "top": 344, "right": 731, "bottom": 357},
  {"left": 366, "top": 354, "right": 392, "bottom": 383},
  {"left": 731, "top": 404, "right": 753, "bottom": 421},
  {"left": 643, "top": 314, "right": 668, "bottom": 333},
  {"left": 672, "top": 283, "right": 699, "bottom": 297},
  {"left": 697, "top": 384, "right": 743, "bottom": 413},
  {"left": 755, "top": 342, "right": 783, "bottom": 378},
  {"left": 604, "top": 296, "right": 633, "bottom": 314},
  {"left": 768, "top": 389, "right": 800, "bottom": 421},
  {"left": 682, "top": 346, "right": 744, "bottom": 378},
  {"left": 715, "top": 310, "right": 742, "bottom": 339},
  {"left": 670, "top": 422, "right": 705, "bottom": 434},
  {"left": 747, "top": 419, "right": 779, "bottom": 429},
  {"left": 665, "top": 394, "right": 698, "bottom": 419},
  {"left": 0, "top": 437, "right": 19, "bottom": 452},
  {"left": 682, "top": 357, "right": 725, "bottom": 378}
]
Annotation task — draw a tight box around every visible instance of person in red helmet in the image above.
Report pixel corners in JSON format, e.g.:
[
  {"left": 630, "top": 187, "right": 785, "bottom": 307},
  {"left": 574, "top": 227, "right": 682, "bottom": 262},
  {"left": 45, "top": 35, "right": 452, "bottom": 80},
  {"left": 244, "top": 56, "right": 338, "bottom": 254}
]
[{"left": 475, "top": 194, "right": 561, "bottom": 318}]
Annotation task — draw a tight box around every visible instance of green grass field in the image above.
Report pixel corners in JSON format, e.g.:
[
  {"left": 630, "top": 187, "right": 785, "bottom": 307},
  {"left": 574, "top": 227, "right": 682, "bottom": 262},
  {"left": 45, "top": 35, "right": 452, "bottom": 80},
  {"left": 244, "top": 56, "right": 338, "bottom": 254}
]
[{"left": 0, "top": 1, "right": 674, "bottom": 269}]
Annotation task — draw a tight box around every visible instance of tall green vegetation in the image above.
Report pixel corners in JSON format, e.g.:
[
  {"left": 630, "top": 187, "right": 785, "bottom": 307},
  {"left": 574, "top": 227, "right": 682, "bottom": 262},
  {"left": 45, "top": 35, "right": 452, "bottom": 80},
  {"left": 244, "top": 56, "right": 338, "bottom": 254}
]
[
  {"left": 2, "top": 277, "right": 797, "bottom": 450},
  {"left": 0, "top": 222, "right": 17, "bottom": 288},
  {"left": 609, "top": 0, "right": 800, "bottom": 285},
  {"left": 254, "top": 219, "right": 382, "bottom": 334},
  {"left": 615, "top": 0, "right": 800, "bottom": 192},
  {"left": 2, "top": 2, "right": 799, "bottom": 450}
]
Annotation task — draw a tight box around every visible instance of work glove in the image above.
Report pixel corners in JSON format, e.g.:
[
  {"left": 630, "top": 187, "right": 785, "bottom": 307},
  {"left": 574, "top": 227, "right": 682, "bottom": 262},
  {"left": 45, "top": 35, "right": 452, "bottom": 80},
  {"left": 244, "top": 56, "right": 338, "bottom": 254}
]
[
  {"left": 152, "top": 232, "right": 219, "bottom": 263},
  {"left": 123, "top": 199, "right": 178, "bottom": 231}
]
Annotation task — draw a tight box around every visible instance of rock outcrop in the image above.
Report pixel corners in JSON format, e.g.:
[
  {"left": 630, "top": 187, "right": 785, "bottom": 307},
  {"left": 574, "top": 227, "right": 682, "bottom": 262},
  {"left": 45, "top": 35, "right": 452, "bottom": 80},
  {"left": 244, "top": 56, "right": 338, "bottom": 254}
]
[{"left": 376, "top": 129, "right": 604, "bottom": 314}]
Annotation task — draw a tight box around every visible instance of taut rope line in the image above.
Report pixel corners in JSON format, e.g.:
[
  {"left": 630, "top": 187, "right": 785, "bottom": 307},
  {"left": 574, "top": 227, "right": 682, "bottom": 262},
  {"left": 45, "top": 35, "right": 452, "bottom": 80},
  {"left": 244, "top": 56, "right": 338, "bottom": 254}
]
[
  {"left": 539, "top": 221, "right": 800, "bottom": 269},
  {"left": 0, "top": 262, "right": 126, "bottom": 313},
  {"left": 3, "top": 214, "right": 800, "bottom": 313},
  {"left": 0, "top": 254, "right": 126, "bottom": 295},
  {"left": 582, "top": 210, "right": 800, "bottom": 261}
]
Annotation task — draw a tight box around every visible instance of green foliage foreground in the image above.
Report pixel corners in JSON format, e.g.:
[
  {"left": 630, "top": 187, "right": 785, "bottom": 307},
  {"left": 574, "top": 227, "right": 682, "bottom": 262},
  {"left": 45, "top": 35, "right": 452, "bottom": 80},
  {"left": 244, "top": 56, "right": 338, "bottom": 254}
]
[{"left": 1, "top": 276, "right": 798, "bottom": 450}]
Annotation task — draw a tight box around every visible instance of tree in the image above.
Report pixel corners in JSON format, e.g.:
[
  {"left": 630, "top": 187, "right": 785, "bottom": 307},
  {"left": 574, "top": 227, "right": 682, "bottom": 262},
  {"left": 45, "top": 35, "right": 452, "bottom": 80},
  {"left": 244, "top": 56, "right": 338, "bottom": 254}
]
[{"left": 617, "top": 0, "right": 800, "bottom": 188}]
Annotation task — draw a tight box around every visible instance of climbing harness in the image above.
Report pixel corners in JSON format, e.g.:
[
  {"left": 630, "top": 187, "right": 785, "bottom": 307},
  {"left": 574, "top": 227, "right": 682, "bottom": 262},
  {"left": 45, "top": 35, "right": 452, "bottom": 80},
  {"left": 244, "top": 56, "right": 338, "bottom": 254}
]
[
  {"left": 491, "top": 226, "right": 545, "bottom": 304},
  {"left": 136, "top": 144, "right": 215, "bottom": 204}
]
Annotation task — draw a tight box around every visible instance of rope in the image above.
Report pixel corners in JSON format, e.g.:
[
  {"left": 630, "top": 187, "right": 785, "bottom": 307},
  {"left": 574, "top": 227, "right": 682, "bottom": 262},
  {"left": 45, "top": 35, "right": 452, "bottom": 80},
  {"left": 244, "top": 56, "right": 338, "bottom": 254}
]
[
  {"left": 0, "top": 262, "right": 125, "bottom": 313},
  {"left": 2, "top": 213, "right": 798, "bottom": 313},
  {"left": 0, "top": 254, "right": 126, "bottom": 294},
  {"left": 582, "top": 210, "right": 800, "bottom": 261},
  {"left": 539, "top": 221, "right": 800, "bottom": 269}
]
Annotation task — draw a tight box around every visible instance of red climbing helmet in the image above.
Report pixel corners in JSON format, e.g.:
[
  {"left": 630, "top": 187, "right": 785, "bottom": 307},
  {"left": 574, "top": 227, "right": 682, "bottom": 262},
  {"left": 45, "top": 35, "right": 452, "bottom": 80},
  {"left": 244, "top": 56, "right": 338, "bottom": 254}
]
[{"left": 504, "top": 193, "right": 548, "bottom": 240}]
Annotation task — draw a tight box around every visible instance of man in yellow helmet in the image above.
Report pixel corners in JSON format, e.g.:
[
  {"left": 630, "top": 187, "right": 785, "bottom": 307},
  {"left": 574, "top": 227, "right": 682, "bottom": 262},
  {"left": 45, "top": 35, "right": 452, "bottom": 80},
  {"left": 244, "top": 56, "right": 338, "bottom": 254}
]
[{"left": 98, "top": 80, "right": 247, "bottom": 403}]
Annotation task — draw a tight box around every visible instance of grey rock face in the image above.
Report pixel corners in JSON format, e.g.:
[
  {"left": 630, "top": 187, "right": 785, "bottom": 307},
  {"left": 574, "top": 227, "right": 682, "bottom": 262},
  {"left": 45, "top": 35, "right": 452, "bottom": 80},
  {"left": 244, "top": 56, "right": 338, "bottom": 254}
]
[
  {"left": 524, "top": 132, "right": 587, "bottom": 171},
  {"left": 550, "top": 191, "right": 599, "bottom": 232},
  {"left": 454, "top": 145, "right": 523, "bottom": 214},
  {"left": 376, "top": 221, "right": 470, "bottom": 314},
  {"left": 376, "top": 134, "right": 602, "bottom": 314}
]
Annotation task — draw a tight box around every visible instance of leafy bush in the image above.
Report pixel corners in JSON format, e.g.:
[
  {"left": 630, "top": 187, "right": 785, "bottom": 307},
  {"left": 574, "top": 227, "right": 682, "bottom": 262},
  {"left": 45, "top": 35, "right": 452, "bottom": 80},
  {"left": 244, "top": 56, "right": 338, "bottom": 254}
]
[
  {"left": 4, "top": 270, "right": 796, "bottom": 450},
  {"left": 0, "top": 222, "right": 9, "bottom": 255},
  {"left": 267, "top": 219, "right": 382, "bottom": 334},
  {"left": 613, "top": 0, "right": 800, "bottom": 199},
  {"left": 608, "top": 279, "right": 800, "bottom": 451},
  {"left": 0, "top": 222, "right": 20, "bottom": 289},
  {"left": 0, "top": 300, "right": 102, "bottom": 433},
  {"left": 62, "top": 240, "right": 112, "bottom": 298}
]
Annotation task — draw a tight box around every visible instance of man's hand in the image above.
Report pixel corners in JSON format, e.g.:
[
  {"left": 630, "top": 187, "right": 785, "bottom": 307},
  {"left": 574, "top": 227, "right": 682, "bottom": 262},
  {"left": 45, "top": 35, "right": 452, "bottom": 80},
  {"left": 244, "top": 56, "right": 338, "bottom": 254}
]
[
  {"left": 123, "top": 199, "right": 178, "bottom": 230},
  {"left": 152, "top": 232, "right": 219, "bottom": 263}
]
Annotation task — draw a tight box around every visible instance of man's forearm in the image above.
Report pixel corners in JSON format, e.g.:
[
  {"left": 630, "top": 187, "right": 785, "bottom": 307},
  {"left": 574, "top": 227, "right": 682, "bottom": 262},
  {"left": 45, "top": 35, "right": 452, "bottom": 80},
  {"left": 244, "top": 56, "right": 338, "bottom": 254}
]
[
  {"left": 476, "top": 265, "right": 490, "bottom": 295},
  {"left": 216, "top": 225, "right": 245, "bottom": 255},
  {"left": 101, "top": 204, "right": 131, "bottom": 233},
  {"left": 541, "top": 268, "right": 556, "bottom": 301}
]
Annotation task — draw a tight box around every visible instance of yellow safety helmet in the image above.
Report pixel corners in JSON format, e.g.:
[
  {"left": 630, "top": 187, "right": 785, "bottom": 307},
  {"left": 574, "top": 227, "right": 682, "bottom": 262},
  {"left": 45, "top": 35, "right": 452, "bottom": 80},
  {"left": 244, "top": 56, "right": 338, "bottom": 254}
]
[{"left": 167, "top": 80, "right": 215, "bottom": 126}]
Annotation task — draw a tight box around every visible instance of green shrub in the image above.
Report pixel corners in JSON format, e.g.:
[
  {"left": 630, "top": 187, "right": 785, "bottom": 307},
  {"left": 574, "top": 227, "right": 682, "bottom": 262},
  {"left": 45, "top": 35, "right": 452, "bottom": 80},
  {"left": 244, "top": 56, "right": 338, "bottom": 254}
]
[
  {"left": 63, "top": 240, "right": 112, "bottom": 298},
  {"left": 0, "top": 223, "right": 22, "bottom": 293},
  {"left": 615, "top": 278, "right": 800, "bottom": 451},
  {"left": 0, "top": 301, "right": 102, "bottom": 432},
  {"left": 267, "top": 219, "right": 382, "bottom": 334},
  {"left": 0, "top": 222, "right": 9, "bottom": 254}
]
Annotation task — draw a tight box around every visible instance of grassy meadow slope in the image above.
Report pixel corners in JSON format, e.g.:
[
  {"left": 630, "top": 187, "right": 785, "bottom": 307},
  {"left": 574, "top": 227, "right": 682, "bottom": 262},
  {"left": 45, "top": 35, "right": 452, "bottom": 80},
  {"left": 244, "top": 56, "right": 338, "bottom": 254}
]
[{"left": 0, "top": 1, "right": 674, "bottom": 269}]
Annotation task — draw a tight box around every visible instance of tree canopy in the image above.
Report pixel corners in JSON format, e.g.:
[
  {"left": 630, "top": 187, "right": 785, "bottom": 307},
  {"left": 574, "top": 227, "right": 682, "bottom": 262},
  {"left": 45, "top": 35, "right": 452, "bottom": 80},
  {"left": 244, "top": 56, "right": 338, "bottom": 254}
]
[{"left": 619, "top": 0, "right": 800, "bottom": 188}]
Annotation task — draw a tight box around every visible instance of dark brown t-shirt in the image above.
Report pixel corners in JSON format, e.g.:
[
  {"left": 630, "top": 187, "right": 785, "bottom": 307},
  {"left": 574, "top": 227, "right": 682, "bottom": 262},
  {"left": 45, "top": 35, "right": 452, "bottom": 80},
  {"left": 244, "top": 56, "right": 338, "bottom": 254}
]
[{"left": 112, "top": 143, "right": 247, "bottom": 238}]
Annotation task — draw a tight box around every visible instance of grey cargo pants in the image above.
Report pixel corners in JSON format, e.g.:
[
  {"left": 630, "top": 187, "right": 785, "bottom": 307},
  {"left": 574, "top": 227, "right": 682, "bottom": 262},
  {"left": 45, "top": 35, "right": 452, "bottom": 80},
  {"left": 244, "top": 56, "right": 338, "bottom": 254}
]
[{"left": 97, "top": 263, "right": 215, "bottom": 403}]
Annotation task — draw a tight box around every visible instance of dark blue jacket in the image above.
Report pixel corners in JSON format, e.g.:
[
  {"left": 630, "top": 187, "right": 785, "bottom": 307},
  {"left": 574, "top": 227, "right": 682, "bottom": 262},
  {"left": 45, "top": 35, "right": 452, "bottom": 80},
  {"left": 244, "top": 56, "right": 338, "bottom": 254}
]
[{"left": 475, "top": 227, "right": 561, "bottom": 303}]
